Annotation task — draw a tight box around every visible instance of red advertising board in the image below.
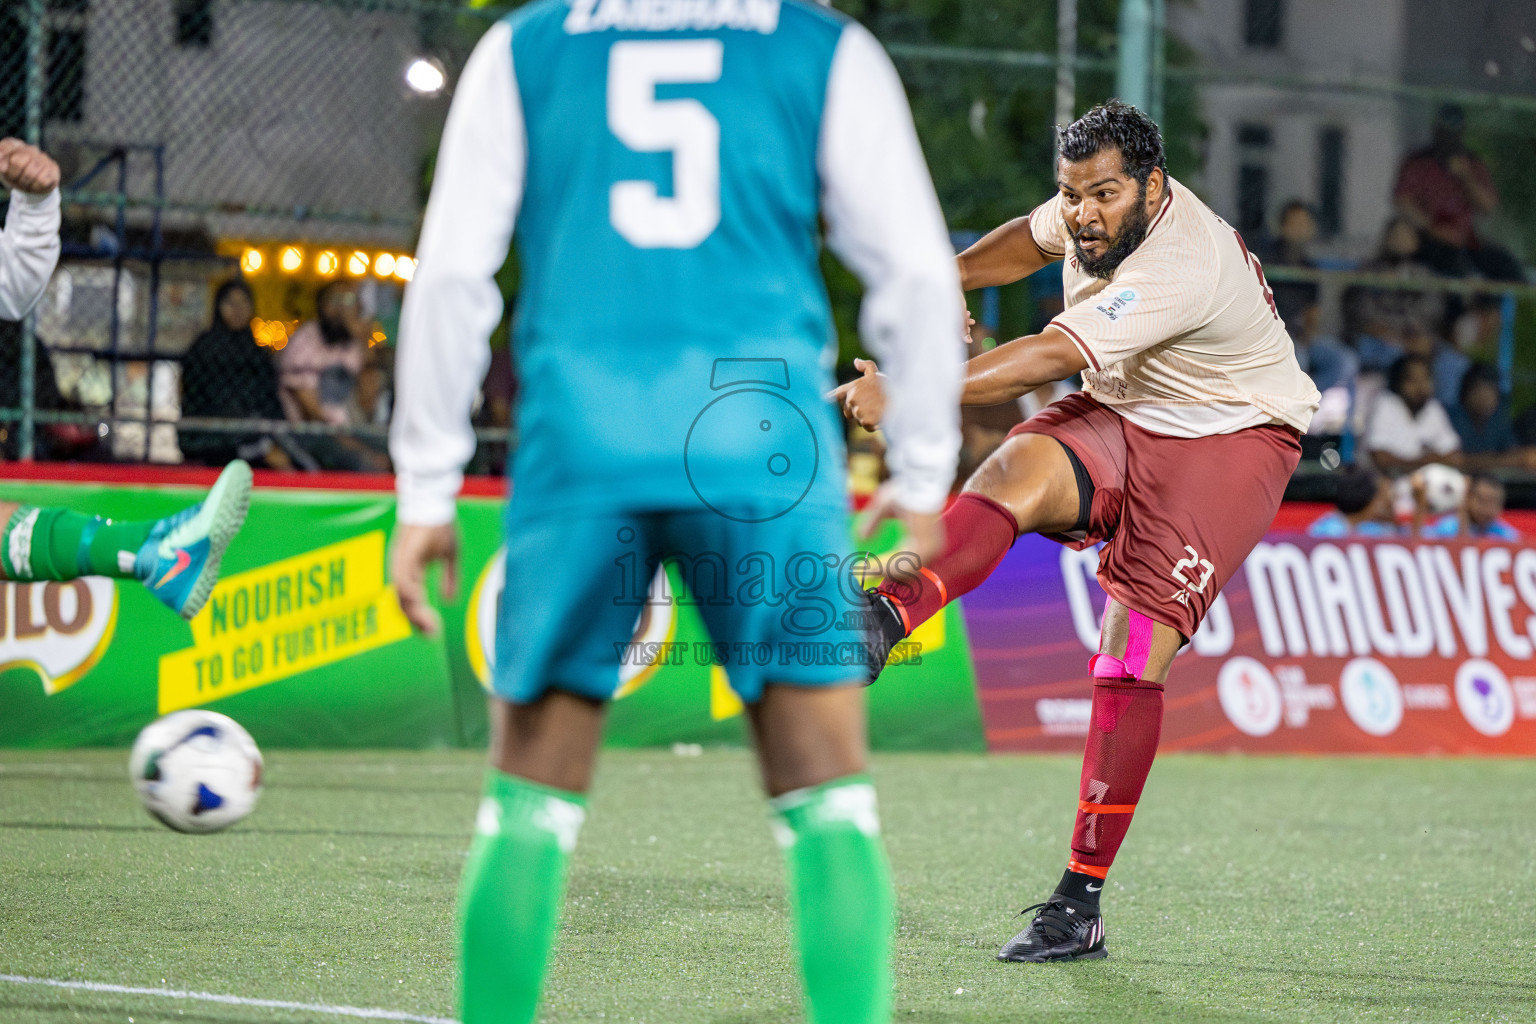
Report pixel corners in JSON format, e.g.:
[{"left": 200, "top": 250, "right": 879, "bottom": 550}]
[{"left": 963, "top": 504, "right": 1536, "bottom": 755}]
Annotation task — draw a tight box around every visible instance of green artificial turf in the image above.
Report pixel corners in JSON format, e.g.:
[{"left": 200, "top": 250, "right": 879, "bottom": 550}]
[{"left": 1, "top": 749, "right": 1534, "bottom": 1023}]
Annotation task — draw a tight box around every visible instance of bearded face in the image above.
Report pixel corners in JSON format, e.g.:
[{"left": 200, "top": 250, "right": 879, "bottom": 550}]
[
  {"left": 1056, "top": 148, "right": 1164, "bottom": 282},
  {"left": 1071, "top": 179, "right": 1152, "bottom": 281}
]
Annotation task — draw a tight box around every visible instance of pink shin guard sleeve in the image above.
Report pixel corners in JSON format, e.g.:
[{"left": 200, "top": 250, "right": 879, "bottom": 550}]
[{"left": 1071, "top": 609, "right": 1165, "bottom": 876}]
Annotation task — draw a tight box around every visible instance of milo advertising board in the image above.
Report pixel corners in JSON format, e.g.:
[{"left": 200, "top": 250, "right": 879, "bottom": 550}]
[
  {"left": 0, "top": 577, "right": 118, "bottom": 696},
  {"left": 0, "top": 470, "right": 985, "bottom": 751},
  {"left": 1, "top": 478, "right": 457, "bottom": 748}
]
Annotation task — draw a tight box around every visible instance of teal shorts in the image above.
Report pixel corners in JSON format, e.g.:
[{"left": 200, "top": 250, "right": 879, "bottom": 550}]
[{"left": 493, "top": 502, "right": 868, "bottom": 706}]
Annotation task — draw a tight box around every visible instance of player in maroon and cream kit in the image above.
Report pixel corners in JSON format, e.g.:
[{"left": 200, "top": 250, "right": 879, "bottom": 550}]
[{"left": 834, "top": 102, "right": 1319, "bottom": 962}]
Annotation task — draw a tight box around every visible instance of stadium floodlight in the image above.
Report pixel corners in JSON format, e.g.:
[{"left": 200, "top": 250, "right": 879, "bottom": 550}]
[
  {"left": 316, "top": 250, "right": 340, "bottom": 276},
  {"left": 240, "top": 248, "right": 263, "bottom": 274},
  {"left": 278, "top": 246, "right": 304, "bottom": 273},
  {"left": 405, "top": 57, "right": 447, "bottom": 96},
  {"left": 374, "top": 253, "right": 397, "bottom": 278},
  {"left": 393, "top": 256, "right": 417, "bottom": 282},
  {"left": 347, "top": 251, "right": 370, "bottom": 276}
]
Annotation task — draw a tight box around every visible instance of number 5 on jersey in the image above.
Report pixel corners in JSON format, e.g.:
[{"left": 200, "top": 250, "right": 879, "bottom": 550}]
[{"left": 608, "top": 40, "right": 723, "bottom": 249}]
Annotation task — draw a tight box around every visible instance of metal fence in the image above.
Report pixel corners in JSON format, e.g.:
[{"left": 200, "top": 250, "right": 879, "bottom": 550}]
[
  {"left": 3, "top": 0, "right": 1536, "bottom": 493},
  {"left": 0, "top": 0, "right": 498, "bottom": 467}
]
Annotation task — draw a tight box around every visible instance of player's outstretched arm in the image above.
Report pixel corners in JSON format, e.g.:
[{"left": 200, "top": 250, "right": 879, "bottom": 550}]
[
  {"left": 389, "top": 21, "right": 523, "bottom": 631},
  {"left": 956, "top": 215, "right": 1059, "bottom": 290},
  {"left": 817, "top": 21, "right": 963, "bottom": 562},
  {"left": 831, "top": 326, "right": 1087, "bottom": 430},
  {"left": 959, "top": 326, "right": 1088, "bottom": 405},
  {"left": 0, "top": 138, "right": 62, "bottom": 322}
]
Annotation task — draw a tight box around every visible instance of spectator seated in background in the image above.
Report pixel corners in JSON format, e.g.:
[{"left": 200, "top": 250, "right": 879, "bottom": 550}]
[
  {"left": 180, "top": 280, "right": 295, "bottom": 469},
  {"left": 278, "top": 280, "right": 390, "bottom": 473},
  {"left": 1365, "top": 214, "right": 1439, "bottom": 277},
  {"left": 1364, "top": 354, "right": 1462, "bottom": 474},
  {"left": 1346, "top": 215, "right": 1446, "bottom": 373},
  {"left": 1393, "top": 103, "right": 1523, "bottom": 282},
  {"left": 1421, "top": 472, "right": 1520, "bottom": 542},
  {"left": 1513, "top": 401, "right": 1536, "bottom": 452},
  {"left": 0, "top": 318, "right": 72, "bottom": 460},
  {"left": 1256, "top": 202, "right": 1349, "bottom": 384},
  {"left": 1278, "top": 290, "right": 1357, "bottom": 396},
  {"left": 1308, "top": 463, "right": 1402, "bottom": 538},
  {"left": 1255, "top": 199, "right": 1317, "bottom": 269},
  {"left": 1399, "top": 320, "right": 1469, "bottom": 413},
  {"left": 1449, "top": 362, "right": 1536, "bottom": 472}
]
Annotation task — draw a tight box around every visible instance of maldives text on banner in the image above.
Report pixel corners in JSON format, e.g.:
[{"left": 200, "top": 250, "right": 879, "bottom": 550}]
[{"left": 964, "top": 531, "right": 1536, "bottom": 755}]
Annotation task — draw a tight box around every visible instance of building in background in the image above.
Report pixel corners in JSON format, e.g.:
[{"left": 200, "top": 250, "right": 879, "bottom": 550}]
[
  {"left": 1174, "top": 0, "right": 1536, "bottom": 264},
  {"left": 0, "top": 0, "right": 465, "bottom": 462},
  {"left": 1172, "top": 0, "right": 1406, "bottom": 259},
  {"left": 4, "top": 0, "right": 447, "bottom": 249}
]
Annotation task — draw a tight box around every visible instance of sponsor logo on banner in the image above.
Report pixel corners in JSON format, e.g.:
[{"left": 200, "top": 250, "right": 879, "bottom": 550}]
[
  {"left": 1454, "top": 659, "right": 1514, "bottom": 736},
  {"left": 464, "top": 551, "right": 504, "bottom": 691},
  {"left": 1403, "top": 684, "right": 1451, "bottom": 709},
  {"left": 0, "top": 579, "right": 118, "bottom": 694},
  {"left": 1036, "top": 698, "right": 1092, "bottom": 736},
  {"left": 1218, "top": 657, "right": 1284, "bottom": 736},
  {"left": 1339, "top": 657, "right": 1404, "bottom": 736},
  {"left": 1515, "top": 678, "right": 1536, "bottom": 719},
  {"left": 974, "top": 529, "right": 1536, "bottom": 756},
  {"left": 1274, "top": 664, "right": 1336, "bottom": 727},
  {"left": 465, "top": 549, "right": 678, "bottom": 698},
  {"left": 157, "top": 531, "right": 413, "bottom": 713}
]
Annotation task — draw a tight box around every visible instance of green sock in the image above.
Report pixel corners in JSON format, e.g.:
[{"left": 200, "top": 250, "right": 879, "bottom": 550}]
[
  {"left": 0, "top": 506, "right": 155, "bottom": 582},
  {"left": 459, "top": 770, "right": 587, "bottom": 1024},
  {"left": 771, "top": 775, "right": 894, "bottom": 1024}
]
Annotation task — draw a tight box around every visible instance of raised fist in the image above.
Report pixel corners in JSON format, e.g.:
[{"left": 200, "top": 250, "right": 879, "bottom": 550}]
[{"left": 0, "top": 139, "right": 61, "bottom": 195}]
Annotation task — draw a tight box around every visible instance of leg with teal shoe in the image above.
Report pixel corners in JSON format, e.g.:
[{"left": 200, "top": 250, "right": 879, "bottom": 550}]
[{"left": 0, "top": 459, "right": 253, "bottom": 620}]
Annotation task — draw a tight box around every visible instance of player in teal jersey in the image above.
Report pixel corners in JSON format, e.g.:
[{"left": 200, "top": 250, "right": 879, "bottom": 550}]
[{"left": 388, "top": 2, "right": 964, "bottom": 1022}]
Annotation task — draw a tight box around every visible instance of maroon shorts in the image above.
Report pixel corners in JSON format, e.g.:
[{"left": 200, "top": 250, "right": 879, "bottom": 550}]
[{"left": 1010, "top": 393, "right": 1301, "bottom": 638}]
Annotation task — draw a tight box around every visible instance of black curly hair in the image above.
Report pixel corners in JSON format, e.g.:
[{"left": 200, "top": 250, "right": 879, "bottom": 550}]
[
  {"left": 1057, "top": 100, "right": 1167, "bottom": 187},
  {"left": 1387, "top": 354, "right": 1432, "bottom": 399}
]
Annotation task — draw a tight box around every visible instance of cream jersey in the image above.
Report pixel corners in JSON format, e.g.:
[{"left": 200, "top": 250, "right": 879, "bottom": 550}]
[{"left": 1028, "top": 176, "right": 1319, "bottom": 438}]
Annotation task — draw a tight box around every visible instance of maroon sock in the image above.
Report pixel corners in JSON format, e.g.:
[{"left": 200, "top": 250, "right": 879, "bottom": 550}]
[
  {"left": 877, "top": 493, "right": 1017, "bottom": 633},
  {"left": 1067, "top": 658, "right": 1165, "bottom": 880}
]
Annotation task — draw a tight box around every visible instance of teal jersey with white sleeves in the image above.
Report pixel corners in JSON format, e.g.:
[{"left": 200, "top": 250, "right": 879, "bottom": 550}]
[{"left": 505, "top": 0, "right": 850, "bottom": 517}]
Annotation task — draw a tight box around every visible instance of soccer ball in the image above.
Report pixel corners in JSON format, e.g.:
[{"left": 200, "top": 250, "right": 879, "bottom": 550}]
[
  {"left": 129, "top": 710, "right": 263, "bottom": 833},
  {"left": 1417, "top": 463, "right": 1467, "bottom": 516}
]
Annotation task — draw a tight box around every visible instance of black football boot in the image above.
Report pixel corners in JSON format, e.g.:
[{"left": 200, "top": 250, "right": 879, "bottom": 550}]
[
  {"left": 859, "top": 589, "right": 908, "bottom": 684},
  {"left": 997, "top": 899, "right": 1108, "bottom": 963}
]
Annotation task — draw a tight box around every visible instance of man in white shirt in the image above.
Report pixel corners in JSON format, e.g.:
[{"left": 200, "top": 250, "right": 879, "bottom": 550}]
[
  {"left": 1363, "top": 354, "right": 1463, "bottom": 473},
  {"left": 0, "top": 138, "right": 61, "bottom": 321},
  {"left": 834, "top": 100, "right": 1318, "bottom": 965}
]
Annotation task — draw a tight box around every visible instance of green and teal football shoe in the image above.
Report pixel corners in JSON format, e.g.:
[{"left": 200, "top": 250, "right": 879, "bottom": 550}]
[{"left": 135, "top": 460, "right": 253, "bottom": 620}]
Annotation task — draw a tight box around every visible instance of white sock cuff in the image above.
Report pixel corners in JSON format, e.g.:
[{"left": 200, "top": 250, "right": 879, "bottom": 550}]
[{"left": 769, "top": 777, "right": 881, "bottom": 845}]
